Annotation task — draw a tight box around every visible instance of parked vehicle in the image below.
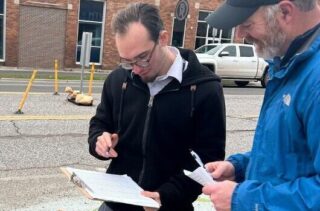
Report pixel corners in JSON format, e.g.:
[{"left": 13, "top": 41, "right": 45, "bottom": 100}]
[
  {"left": 194, "top": 44, "right": 218, "bottom": 54},
  {"left": 196, "top": 43, "right": 269, "bottom": 87}
]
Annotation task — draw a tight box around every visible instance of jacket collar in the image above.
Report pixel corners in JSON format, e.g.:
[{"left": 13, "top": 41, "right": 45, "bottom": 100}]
[{"left": 268, "top": 23, "right": 320, "bottom": 80}]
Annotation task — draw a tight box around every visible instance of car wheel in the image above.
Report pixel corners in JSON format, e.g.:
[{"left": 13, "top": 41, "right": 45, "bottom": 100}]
[
  {"left": 261, "top": 71, "right": 269, "bottom": 88},
  {"left": 235, "top": 81, "right": 249, "bottom": 87}
]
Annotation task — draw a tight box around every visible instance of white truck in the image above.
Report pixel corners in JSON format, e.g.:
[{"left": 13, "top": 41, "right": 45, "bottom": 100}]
[{"left": 196, "top": 43, "right": 269, "bottom": 87}]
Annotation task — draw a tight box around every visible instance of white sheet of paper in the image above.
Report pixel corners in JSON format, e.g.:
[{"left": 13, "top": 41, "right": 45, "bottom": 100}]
[
  {"left": 184, "top": 167, "right": 216, "bottom": 186},
  {"left": 65, "top": 167, "right": 160, "bottom": 208}
]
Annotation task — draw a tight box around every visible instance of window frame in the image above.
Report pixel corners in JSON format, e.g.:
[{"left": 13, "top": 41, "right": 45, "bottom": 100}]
[
  {"left": 0, "top": 0, "right": 6, "bottom": 61},
  {"left": 170, "top": 16, "right": 187, "bottom": 48},
  {"left": 195, "top": 10, "right": 235, "bottom": 49},
  {"left": 75, "top": 0, "right": 106, "bottom": 65}
]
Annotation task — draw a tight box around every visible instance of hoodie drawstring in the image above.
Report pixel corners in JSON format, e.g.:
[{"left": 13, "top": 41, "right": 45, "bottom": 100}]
[
  {"left": 190, "top": 85, "right": 197, "bottom": 117},
  {"left": 117, "top": 81, "right": 127, "bottom": 133}
]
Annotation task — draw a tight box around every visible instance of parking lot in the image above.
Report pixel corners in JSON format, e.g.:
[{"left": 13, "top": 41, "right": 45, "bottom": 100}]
[{"left": 0, "top": 84, "right": 263, "bottom": 210}]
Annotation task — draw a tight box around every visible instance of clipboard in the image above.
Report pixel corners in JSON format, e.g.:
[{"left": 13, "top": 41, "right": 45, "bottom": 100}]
[
  {"left": 61, "top": 167, "right": 93, "bottom": 199},
  {"left": 60, "top": 167, "right": 160, "bottom": 209}
]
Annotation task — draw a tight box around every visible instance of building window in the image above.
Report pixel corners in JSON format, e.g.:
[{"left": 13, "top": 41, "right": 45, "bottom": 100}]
[
  {"left": 195, "top": 10, "right": 234, "bottom": 49},
  {"left": 0, "top": 0, "right": 4, "bottom": 60},
  {"left": 171, "top": 17, "right": 186, "bottom": 48},
  {"left": 76, "top": 0, "right": 104, "bottom": 64}
]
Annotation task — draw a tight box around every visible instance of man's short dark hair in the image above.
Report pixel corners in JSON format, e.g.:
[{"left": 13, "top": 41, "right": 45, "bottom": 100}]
[{"left": 111, "top": 3, "right": 164, "bottom": 42}]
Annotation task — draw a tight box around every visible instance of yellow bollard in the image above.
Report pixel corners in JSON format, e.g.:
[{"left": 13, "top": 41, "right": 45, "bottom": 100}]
[
  {"left": 88, "top": 63, "right": 95, "bottom": 96},
  {"left": 53, "top": 59, "right": 59, "bottom": 95},
  {"left": 15, "top": 70, "right": 38, "bottom": 114}
]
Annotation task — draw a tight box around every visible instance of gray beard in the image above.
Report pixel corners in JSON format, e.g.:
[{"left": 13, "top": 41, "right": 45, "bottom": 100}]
[{"left": 258, "top": 22, "right": 287, "bottom": 60}]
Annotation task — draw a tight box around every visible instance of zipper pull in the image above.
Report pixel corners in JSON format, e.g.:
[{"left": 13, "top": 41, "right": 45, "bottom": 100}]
[{"left": 148, "top": 96, "right": 154, "bottom": 107}]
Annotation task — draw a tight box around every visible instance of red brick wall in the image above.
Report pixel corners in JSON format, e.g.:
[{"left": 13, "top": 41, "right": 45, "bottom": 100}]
[
  {"left": 18, "top": 5, "right": 66, "bottom": 69},
  {"left": 5, "top": 0, "right": 19, "bottom": 66},
  {"left": 159, "top": 0, "right": 224, "bottom": 50},
  {"left": 102, "top": 0, "right": 224, "bottom": 70},
  {"left": 64, "top": 0, "right": 79, "bottom": 68},
  {"left": 4, "top": 0, "right": 224, "bottom": 69},
  {"left": 102, "top": 0, "right": 155, "bottom": 70},
  {"left": 11, "top": 0, "right": 316, "bottom": 69}
]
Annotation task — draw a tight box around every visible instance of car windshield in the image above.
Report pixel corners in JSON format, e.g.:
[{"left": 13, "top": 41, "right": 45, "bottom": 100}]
[
  {"left": 206, "top": 45, "right": 223, "bottom": 55},
  {"left": 194, "top": 45, "right": 217, "bottom": 53}
]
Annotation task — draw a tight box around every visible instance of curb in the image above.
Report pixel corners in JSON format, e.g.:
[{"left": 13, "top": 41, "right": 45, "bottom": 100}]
[{"left": 0, "top": 69, "right": 111, "bottom": 79}]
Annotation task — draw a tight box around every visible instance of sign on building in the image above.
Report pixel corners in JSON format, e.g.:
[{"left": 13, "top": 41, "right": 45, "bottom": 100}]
[{"left": 175, "top": 0, "right": 189, "bottom": 21}]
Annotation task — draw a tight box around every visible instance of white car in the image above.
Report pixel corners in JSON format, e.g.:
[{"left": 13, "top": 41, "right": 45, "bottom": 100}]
[{"left": 196, "top": 43, "right": 269, "bottom": 87}]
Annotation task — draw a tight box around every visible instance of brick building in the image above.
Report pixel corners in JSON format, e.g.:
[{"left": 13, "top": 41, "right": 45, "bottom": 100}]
[{"left": 1, "top": 0, "right": 238, "bottom": 70}]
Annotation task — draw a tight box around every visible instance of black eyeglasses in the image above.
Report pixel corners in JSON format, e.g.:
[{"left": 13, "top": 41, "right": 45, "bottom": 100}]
[{"left": 119, "top": 42, "right": 157, "bottom": 70}]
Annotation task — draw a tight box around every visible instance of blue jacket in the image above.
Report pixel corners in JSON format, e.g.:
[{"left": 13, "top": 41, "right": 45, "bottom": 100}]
[{"left": 228, "top": 26, "right": 320, "bottom": 210}]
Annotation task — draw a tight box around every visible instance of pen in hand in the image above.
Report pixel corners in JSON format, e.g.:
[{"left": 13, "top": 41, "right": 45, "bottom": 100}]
[
  {"left": 106, "top": 133, "right": 119, "bottom": 157},
  {"left": 189, "top": 150, "right": 216, "bottom": 184},
  {"left": 96, "top": 132, "right": 119, "bottom": 158},
  {"left": 190, "top": 150, "right": 205, "bottom": 168}
]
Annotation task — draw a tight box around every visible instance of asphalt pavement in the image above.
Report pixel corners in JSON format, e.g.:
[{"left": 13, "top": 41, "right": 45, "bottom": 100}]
[{"left": 0, "top": 86, "right": 264, "bottom": 210}]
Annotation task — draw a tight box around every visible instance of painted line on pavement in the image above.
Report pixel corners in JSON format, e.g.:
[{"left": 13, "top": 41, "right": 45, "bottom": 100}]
[
  {"left": 228, "top": 115, "right": 259, "bottom": 119},
  {"left": 0, "top": 173, "right": 64, "bottom": 182},
  {"left": 0, "top": 91, "right": 48, "bottom": 95},
  {"left": 0, "top": 115, "right": 92, "bottom": 121},
  {"left": 0, "top": 91, "right": 100, "bottom": 96}
]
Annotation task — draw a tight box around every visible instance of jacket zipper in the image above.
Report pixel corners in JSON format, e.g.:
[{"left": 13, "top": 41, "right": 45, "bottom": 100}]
[
  {"left": 138, "top": 95, "right": 154, "bottom": 185},
  {"left": 135, "top": 81, "right": 182, "bottom": 185}
]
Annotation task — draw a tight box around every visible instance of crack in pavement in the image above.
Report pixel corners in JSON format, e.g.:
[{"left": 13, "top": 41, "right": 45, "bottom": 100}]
[{"left": 10, "top": 120, "right": 22, "bottom": 136}]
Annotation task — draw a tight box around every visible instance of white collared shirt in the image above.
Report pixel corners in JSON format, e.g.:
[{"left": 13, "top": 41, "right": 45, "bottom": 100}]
[{"left": 147, "top": 47, "right": 188, "bottom": 96}]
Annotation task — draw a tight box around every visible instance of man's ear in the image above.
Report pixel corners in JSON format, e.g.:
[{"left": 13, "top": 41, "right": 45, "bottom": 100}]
[
  {"left": 278, "top": 1, "right": 295, "bottom": 24},
  {"left": 158, "top": 30, "right": 170, "bottom": 46}
]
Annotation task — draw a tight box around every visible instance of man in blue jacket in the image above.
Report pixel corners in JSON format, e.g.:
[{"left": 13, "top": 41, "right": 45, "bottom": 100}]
[{"left": 203, "top": 0, "right": 320, "bottom": 210}]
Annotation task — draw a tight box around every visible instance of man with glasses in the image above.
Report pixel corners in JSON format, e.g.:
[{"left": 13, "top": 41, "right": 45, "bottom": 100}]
[
  {"left": 202, "top": 0, "right": 320, "bottom": 210},
  {"left": 88, "top": 3, "right": 226, "bottom": 211},
  {"left": 118, "top": 42, "right": 157, "bottom": 71}
]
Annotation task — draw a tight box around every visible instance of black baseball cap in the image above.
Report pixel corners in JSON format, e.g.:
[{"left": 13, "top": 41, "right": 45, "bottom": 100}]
[{"left": 205, "top": 0, "right": 279, "bottom": 29}]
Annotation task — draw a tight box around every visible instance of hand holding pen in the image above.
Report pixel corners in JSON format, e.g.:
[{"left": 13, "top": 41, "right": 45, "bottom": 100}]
[
  {"left": 96, "top": 132, "right": 119, "bottom": 158},
  {"left": 191, "top": 150, "right": 235, "bottom": 181},
  {"left": 189, "top": 150, "right": 216, "bottom": 185},
  {"left": 204, "top": 161, "right": 236, "bottom": 181}
]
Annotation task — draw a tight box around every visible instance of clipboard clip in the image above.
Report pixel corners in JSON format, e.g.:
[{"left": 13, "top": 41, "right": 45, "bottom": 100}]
[{"left": 70, "top": 172, "right": 94, "bottom": 193}]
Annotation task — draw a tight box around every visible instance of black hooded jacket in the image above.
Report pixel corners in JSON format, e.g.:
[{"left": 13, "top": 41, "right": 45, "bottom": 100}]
[{"left": 88, "top": 48, "right": 226, "bottom": 211}]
